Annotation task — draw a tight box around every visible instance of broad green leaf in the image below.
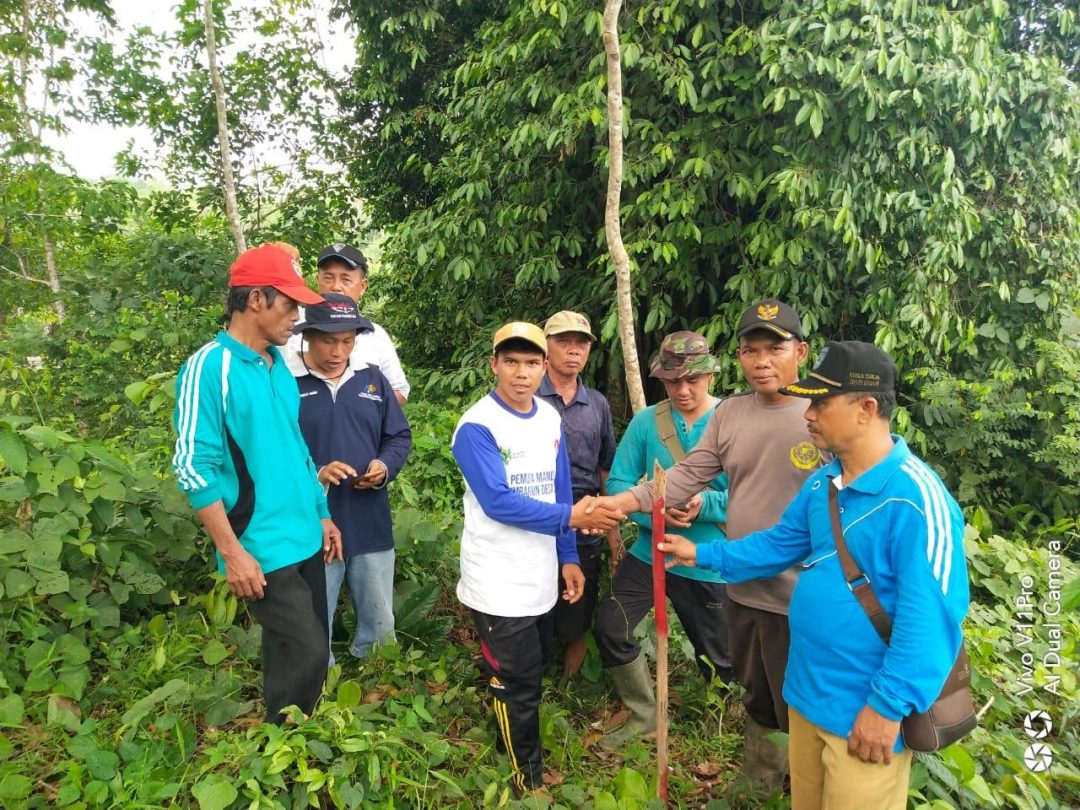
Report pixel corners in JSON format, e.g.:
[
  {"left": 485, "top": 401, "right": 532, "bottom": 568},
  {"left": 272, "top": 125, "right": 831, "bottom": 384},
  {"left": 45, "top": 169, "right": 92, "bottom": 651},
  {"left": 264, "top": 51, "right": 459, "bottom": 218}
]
[
  {"left": 34, "top": 570, "right": 70, "bottom": 596},
  {"left": 612, "top": 767, "right": 648, "bottom": 801},
  {"left": 0, "top": 694, "right": 24, "bottom": 727},
  {"left": 201, "top": 639, "right": 230, "bottom": 665},
  {"left": 124, "top": 380, "right": 151, "bottom": 404},
  {"left": 192, "top": 778, "right": 238, "bottom": 810},
  {"left": 0, "top": 774, "right": 32, "bottom": 801},
  {"left": 337, "top": 679, "right": 362, "bottom": 708},
  {"left": 0, "top": 432, "right": 27, "bottom": 476},
  {"left": 4, "top": 569, "right": 34, "bottom": 599},
  {"left": 121, "top": 679, "right": 192, "bottom": 726}
]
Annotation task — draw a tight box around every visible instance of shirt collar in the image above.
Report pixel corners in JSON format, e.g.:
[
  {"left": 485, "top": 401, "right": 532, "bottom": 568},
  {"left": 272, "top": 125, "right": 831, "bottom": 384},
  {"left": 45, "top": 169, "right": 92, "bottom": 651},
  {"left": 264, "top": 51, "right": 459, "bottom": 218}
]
[
  {"left": 216, "top": 330, "right": 284, "bottom": 365},
  {"left": 825, "top": 435, "right": 912, "bottom": 495},
  {"left": 538, "top": 373, "right": 590, "bottom": 405}
]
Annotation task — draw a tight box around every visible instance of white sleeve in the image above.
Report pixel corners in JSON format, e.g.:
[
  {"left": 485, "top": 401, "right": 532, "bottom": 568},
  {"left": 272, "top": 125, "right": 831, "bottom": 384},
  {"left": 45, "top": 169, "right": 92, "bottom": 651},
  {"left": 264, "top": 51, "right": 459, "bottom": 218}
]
[
  {"left": 353, "top": 323, "right": 410, "bottom": 399},
  {"left": 283, "top": 332, "right": 308, "bottom": 378}
]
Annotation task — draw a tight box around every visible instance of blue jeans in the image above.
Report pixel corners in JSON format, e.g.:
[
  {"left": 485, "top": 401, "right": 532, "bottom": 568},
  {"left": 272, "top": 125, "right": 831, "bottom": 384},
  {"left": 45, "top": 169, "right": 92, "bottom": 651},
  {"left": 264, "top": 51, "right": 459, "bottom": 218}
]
[{"left": 325, "top": 549, "right": 396, "bottom": 662}]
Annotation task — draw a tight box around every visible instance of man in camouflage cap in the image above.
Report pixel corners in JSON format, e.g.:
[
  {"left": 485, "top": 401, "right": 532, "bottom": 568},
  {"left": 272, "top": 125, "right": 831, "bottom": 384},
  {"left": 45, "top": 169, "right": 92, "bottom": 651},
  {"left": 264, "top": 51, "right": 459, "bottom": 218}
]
[
  {"left": 594, "top": 330, "right": 735, "bottom": 748},
  {"left": 592, "top": 301, "right": 822, "bottom": 797}
]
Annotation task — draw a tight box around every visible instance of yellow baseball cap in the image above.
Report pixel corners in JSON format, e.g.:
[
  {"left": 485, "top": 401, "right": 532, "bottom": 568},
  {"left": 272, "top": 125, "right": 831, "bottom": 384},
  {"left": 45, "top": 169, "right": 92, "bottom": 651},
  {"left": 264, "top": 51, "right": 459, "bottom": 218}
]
[{"left": 492, "top": 321, "right": 547, "bottom": 355}]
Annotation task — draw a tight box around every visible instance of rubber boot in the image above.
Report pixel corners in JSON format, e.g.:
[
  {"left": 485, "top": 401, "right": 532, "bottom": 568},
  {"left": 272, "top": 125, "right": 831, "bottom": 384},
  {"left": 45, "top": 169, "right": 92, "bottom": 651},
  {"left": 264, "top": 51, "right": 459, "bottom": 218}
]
[
  {"left": 732, "top": 717, "right": 788, "bottom": 799},
  {"left": 601, "top": 654, "right": 658, "bottom": 750}
]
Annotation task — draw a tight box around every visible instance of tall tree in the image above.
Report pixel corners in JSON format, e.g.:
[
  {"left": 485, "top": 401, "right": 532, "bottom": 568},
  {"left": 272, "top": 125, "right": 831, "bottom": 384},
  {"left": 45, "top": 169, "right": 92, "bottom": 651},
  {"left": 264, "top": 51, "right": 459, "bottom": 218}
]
[
  {"left": 203, "top": 0, "right": 245, "bottom": 253},
  {"left": 0, "top": 0, "right": 117, "bottom": 323},
  {"left": 86, "top": 0, "right": 360, "bottom": 257},
  {"left": 602, "top": 0, "right": 645, "bottom": 413}
]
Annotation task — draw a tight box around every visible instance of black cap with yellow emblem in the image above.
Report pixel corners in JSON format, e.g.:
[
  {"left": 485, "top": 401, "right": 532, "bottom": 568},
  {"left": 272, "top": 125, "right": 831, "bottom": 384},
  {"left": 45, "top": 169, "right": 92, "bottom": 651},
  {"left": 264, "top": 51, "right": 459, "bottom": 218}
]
[
  {"left": 736, "top": 299, "right": 804, "bottom": 341},
  {"left": 781, "top": 340, "right": 897, "bottom": 400}
]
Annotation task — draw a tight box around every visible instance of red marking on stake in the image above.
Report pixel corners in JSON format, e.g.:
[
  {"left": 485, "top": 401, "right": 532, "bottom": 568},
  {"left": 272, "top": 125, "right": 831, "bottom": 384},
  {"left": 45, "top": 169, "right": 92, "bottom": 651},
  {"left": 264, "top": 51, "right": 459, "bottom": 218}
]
[{"left": 651, "top": 463, "right": 669, "bottom": 803}]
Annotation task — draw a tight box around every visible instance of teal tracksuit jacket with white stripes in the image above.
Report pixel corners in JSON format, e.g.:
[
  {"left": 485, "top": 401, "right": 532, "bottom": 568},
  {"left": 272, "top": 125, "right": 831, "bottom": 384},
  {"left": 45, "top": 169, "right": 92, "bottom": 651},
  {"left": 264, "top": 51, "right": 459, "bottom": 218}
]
[
  {"left": 172, "top": 331, "right": 329, "bottom": 573},
  {"left": 695, "top": 436, "right": 968, "bottom": 751}
]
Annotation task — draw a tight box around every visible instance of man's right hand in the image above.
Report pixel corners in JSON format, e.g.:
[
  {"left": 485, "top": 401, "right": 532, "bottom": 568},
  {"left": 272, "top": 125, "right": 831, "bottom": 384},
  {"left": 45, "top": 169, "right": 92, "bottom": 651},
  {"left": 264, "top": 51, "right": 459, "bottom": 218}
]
[
  {"left": 570, "top": 496, "right": 625, "bottom": 533},
  {"left": 222, "top": 546, "right": 267, "bottom": 599},
  {"left": 657, "top": 533, "right": 698, "bottom": 569},
  {"left": 318, "top": 460, "right": 357, "bottom": 486}
]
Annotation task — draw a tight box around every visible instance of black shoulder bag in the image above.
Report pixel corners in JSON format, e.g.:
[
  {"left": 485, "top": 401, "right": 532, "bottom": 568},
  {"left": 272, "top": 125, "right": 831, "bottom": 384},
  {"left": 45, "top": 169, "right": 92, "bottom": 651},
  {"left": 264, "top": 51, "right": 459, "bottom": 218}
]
[{"left": 827, "top": 482, "right": 976, "bottom": 752}]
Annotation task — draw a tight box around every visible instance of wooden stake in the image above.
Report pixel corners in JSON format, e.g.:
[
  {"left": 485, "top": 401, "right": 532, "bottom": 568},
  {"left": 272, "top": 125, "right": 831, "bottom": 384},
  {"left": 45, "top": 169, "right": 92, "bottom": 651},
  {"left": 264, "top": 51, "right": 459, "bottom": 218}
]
[{"left": 650, "top": 462, "right": 669, "bottom": 803}]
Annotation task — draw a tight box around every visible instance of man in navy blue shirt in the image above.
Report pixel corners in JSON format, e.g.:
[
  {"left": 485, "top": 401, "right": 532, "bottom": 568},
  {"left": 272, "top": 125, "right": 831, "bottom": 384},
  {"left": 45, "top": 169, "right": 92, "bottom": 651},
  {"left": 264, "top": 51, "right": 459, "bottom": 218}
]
[
  {"left": 538, "top": 310, "right": 621, "bottom": 680},
  {"left": 292, "top": 293, "right": 412, "bottom": 663}
]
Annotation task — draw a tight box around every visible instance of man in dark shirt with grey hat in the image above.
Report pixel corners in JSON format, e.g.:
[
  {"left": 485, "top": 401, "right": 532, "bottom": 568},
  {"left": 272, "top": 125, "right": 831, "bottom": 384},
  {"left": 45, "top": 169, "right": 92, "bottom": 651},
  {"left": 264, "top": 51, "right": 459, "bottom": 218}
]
[{"left": 537, "top": 310, "right": 621, "bottom": 680}]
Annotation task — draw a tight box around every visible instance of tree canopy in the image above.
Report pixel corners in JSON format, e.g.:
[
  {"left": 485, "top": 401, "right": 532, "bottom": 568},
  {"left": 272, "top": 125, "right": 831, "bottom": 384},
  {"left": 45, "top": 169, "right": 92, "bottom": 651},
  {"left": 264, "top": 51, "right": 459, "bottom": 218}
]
[{"left": 338, "top": 0, "right": 1080, "bottom": 519}]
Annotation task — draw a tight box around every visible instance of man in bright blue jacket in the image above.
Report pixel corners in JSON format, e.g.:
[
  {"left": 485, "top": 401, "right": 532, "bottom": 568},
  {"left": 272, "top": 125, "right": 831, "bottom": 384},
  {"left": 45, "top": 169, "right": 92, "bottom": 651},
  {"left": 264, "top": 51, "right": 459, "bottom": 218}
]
[
  {"left": 659, "top": 341, "right": 969, "bottom": 810},
  {"left": 291, "top": 293, "right": 412, "bottom": 663},
  {"left": 171, "top": 244, "right": 343, "bottom": 724}
]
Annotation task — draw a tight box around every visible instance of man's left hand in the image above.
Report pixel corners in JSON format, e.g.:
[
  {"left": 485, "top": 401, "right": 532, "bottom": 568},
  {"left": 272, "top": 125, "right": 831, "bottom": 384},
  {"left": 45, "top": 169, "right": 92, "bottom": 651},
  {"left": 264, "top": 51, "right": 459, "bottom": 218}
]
[
  {"left": 847, "top": 705, "right": 901, "bottom": 765},
  {"left": 665, "top": 493, "right": 704, "bottom": 528},
  {"left": 354, "top": 459, "right": 388, "bottom": 489},
  {"left": 322, "top": 518, "right": 343, "bottom": 563},
  {"left": 561, "top": 563, "right": 585, "bottom": 603}
]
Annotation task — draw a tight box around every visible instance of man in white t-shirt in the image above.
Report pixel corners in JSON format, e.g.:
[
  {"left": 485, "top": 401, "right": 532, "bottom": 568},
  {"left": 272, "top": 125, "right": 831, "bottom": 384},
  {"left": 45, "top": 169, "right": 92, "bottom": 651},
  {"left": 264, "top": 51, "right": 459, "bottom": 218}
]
[
  {"left": 451, "top": 321, "right": 623, "bottom": 797},
  {"left": 284, "top": 244, "right": 410, "bottom": 405}
]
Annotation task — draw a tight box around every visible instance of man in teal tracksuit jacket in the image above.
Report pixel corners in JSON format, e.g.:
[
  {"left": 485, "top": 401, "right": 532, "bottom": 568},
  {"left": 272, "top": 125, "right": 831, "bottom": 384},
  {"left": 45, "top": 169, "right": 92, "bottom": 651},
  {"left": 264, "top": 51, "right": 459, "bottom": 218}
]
[
  {"left": 595, "top": 330, "right": 733, "bottom": 749},
  {"left": 171, "top": 243, "right": 343, "bottom": 723},
  {"left": 659, "top": 341, "right": 969, "bottom": 810}
]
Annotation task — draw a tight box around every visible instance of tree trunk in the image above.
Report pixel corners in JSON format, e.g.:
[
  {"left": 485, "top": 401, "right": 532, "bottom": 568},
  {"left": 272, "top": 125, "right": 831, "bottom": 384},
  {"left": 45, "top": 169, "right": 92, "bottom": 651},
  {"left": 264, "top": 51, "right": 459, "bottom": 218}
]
[
  {"left": 14, "top": 0, "right": 64, "bottom": 323},
  {"left": 43, "top": 233, "right": 65, "bottom": 322},
  {"left": 204, "top": 0, "right": 247, "bottom": 255},
  {"left": 602, "top": 0, "right": 646, "bottom": 413}
]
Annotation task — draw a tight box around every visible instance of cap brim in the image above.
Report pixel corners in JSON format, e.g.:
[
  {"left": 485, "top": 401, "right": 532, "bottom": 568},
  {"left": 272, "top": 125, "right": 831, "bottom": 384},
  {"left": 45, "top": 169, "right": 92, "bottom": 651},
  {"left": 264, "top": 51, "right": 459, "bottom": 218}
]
[
  {"left": 317, "top": 252, "right": 360, "bottom": 269},
  {"left": 294, "top": 321, "right": 363, "bottom": 335},
  {"left": 780, "top": 377, "right": 839, "bottom": 399},
  {"left": 737, "top": 323, "right": 796, "bottom": 340},
  {"left": 494, "top": 337, "right": 547, "bottom": 356},
  {"left": 649, "top": 366, "right": 682, "bottom": 380},
  {"left": 274, "top": 285, "right": 325, "bottom": 306},
  {"left": 544, "top": 327, "right": 597, "bottom": 341}
]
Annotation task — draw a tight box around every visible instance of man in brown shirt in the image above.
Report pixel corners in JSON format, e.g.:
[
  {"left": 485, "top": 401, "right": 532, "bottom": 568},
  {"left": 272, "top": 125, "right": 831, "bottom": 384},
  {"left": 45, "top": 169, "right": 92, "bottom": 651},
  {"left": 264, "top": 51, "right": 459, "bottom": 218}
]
[{"left": 594, "top": 300, "right": 823, "bottom": 797}]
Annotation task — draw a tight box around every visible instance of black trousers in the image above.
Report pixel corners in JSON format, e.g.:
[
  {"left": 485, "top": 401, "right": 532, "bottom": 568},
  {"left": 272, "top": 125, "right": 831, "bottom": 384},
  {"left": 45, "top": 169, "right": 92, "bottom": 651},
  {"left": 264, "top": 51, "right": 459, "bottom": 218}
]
[
  {"left": 471, "top": 609, "right": 554, "bottom": 792},
  {"left": 247, "top": 549, "right": 330, "bottom": 724},
  {"left": 728, "top": 598, "right": 791, "bottom": 731},
  {"left": 553, "top": 540, "right": 603, "bottom": 643},
  {"left": 594, "top": 554, "right": 734, "bottom": 681}
]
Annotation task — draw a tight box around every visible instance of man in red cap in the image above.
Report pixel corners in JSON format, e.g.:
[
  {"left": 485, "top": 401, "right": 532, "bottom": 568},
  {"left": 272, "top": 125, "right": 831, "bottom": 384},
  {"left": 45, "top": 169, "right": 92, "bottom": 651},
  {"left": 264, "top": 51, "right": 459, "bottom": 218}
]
[{"left": 171, "top": 244, "right": 343, "bottom": 724}]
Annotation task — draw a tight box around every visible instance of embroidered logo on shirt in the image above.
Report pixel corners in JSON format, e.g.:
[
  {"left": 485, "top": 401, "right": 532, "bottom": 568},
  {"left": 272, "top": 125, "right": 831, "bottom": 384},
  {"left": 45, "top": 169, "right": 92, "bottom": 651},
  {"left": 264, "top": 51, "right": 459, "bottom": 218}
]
[
  {"left": 790, "top": 440, "right": 822, "bottom": 470},
  {"left": 499, "top": 446, "right": 525, "bottom": 464}
]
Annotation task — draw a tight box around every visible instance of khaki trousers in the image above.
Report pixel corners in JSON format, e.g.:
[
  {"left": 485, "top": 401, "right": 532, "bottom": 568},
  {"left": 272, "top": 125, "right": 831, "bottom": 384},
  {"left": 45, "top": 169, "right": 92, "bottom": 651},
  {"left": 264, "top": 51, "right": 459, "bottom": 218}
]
[{"left": 789, "top": 707, "right": 913, "bottom": 810}]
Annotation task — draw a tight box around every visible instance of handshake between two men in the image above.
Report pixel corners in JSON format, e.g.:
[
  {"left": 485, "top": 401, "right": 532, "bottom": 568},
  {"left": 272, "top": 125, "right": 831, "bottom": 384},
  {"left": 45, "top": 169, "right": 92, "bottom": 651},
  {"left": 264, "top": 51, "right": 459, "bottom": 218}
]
[
  {"left": 566, "top": 491, "right": 708, "bottom": 536},
  {"left": 568, "top": 494, "right": 625, "bottom": 535}
]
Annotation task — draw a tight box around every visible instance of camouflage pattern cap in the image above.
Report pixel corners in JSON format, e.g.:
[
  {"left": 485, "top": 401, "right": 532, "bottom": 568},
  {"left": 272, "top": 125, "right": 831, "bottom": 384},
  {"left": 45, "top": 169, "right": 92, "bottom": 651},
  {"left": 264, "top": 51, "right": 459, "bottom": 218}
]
[{"left": 649, "top": 331, "right": 724, "bottom": 380}]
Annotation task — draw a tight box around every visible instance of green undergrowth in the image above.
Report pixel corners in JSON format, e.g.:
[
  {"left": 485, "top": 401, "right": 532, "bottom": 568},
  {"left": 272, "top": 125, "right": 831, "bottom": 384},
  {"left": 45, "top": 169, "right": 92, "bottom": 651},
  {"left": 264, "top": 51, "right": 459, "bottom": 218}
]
[
  {"left": 0, "top": 592, "right": 750, "bottom": 809},
  {"left": 1, "top": 402, "right": 1079, "bottom": 808}
]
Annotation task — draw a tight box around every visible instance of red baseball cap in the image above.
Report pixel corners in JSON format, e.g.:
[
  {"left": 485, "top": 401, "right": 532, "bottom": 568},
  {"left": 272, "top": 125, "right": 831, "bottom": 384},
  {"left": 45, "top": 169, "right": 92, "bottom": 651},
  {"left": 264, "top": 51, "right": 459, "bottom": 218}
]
[{"left": 229, "top": 244, "right": 324, "bottom": 306}]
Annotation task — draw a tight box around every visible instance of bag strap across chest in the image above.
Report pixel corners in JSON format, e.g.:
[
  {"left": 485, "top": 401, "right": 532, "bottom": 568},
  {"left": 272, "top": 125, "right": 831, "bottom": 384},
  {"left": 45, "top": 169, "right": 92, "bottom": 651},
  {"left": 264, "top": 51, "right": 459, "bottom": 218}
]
[{"left": 828, "top": 482, "right": 892, "bottom": 642}]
